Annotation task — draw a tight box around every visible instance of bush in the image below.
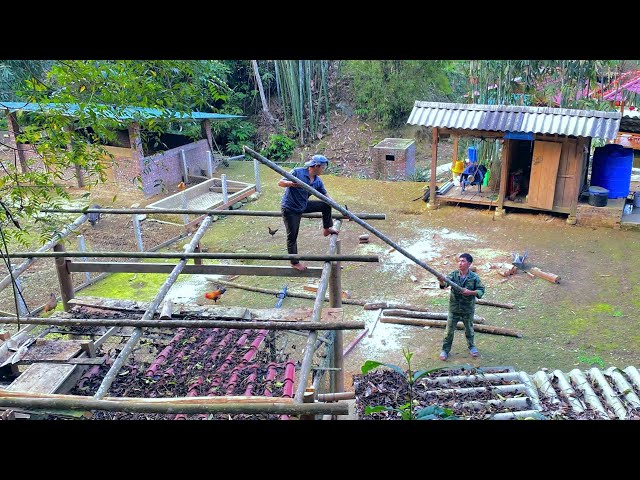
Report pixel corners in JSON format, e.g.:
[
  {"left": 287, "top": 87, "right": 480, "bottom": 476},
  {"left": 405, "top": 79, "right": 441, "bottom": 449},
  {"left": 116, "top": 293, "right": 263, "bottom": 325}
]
[{"left": 261, "top": 133, "right": 296, "bottom": 162}]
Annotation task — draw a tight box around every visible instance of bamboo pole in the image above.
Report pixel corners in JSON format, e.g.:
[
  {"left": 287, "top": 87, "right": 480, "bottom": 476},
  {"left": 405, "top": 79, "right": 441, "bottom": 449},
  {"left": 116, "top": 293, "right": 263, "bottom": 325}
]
[
  {"left": 295, "top": 221, "right": 341, "bottom": 402},
  {"left": 317, "top": 391, "right": 356, "bottom": 402},
  {"left": 208, "top": 279, "right": 367, "bottom": 306},
  {"left": 94, "top": 215, "right": 214, "bottom": 400},
  {"left": 383, "top": 309, "right": 485, "bottom": 324},
  {"left": 0, "top": 316, "right": 364, "bottom": 331},
  {"left": 0, "top": 213, "right": 88, "bottom": 293},
  {"left": 0, "top": 391, "right": 348, "bottom": 415},
  {"left": 364, "top": 300, "right": 514, "bottom": 310},
  {"left": 42, "top": 208, "right": 386, "bottom": 220},
  {"left": 243, "top": 146, "right": 464, "bottom": 294},
  {"left": 329, "top": 239, "right": 344, "bottom": 393},
  {"left": 343, "top": 328, "right": 368, "bottom": 357},
  {"left": 7, "top": 251, "right": 379, "bottom": 262},
  {"left": 380, "top": 316, "right": 522, "bottom": 338}
]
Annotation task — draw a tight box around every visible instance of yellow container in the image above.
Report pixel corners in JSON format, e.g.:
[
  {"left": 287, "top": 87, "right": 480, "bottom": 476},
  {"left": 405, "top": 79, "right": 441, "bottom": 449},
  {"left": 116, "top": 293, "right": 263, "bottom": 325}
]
[{"left": 452, "top": 160, "right": 465, "bottom": 174}]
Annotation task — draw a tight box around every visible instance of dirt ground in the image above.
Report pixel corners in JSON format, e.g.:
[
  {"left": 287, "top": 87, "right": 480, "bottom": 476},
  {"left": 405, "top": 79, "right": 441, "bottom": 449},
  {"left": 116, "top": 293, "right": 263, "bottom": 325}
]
[{"left": 2, "top": 112, "right": 639, "bottom": 399}]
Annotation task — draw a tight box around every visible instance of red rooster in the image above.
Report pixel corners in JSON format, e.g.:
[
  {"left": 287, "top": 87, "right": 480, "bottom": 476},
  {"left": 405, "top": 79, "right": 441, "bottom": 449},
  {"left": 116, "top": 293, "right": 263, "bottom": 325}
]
[{"left": 204, "top": 287, "right": 227, "bottom": 303}]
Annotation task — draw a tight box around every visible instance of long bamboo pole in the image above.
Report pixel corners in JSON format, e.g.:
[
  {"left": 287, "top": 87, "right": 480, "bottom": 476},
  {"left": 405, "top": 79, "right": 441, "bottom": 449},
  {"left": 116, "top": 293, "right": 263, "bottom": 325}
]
[
  {"left": 94, "top": 215, "right": 214, "bottom": 400},
  {"left": 243, "top": 146, "right": 463, "bottom": 293},
  {"left": 294, "top": 221, "right": 341, "bottom": 402},
  {"left": 380, "top": 316, "right": 522, "bottom": 338},
  {"left": 0, "top": 316, "right": 364, "bottom": 330},
  {"left": 7, "top": 251, "right": 379, "bottom": 262},
  {"left": 0, "top": 391, "right": 348, "bottom": 415},
  {"left": 0, "top": 213, "right": 88, "bottom": 293},
  {"left": 382, "top": 309, "right": 485, "bottom": 324},
  {"left": 364, "top": 300, "right": 514, "bottom": 310},
  {"left": 208, "top": 279, "right": 367, "bottom": 306},
  {"left": 42, "top": 208, "right": 385, "bottom": 220}
]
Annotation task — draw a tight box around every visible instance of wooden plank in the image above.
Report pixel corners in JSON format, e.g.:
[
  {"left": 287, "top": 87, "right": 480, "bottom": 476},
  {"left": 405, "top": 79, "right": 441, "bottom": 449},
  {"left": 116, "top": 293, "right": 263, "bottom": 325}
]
[
  {"left": 529, "top": 141, "right": 562, "bottom": 210},
  {"left": 68, "top": 262, "right": 323, "bottom": 278},
  {"left": 21, "top": 340, "right": 83, "bottom": 362},
  {"left": 16, "top": 357, "right": 105, "bottom": 366},
  {"left": 6, "top": 363, "right": 77, "bottom": 393}
]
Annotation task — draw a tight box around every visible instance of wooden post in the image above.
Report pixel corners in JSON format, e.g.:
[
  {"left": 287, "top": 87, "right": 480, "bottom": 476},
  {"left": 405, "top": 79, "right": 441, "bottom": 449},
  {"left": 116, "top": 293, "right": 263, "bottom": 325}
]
[
  {"left": 12, "top": 276, "right": 28, "bottom": 317},
  {"left": 6, "top": 112, "right": 29, "bottom": 173},
  {"left": 180, "top": 149, "right": 188, "bottom": 183},
  {"left": 77, "top": 235, "right": 91, "bottom": 284},
  {"left": 202, "top": 119, "right": 214, "bottom": 154},
  {"left": 253, "top": 159, "right": 261, "bottom": 193},
  {"left": 329, "top": 239, "right": 344, "bottom": 394},
  {"left": 428, "top": 127, "right": 439, "bottom": 209},
  {"left": 300, "top": 387, "right": 316, "bottom": 420},
  {"left": 193, "top": 242, "right": 203, "bottom": 265},
  {"left": 206, "top": 151, "right": 214, "bottom": 178},
  {"left": 132, "top": 215, "right": 144, "bottom": 252},
  {"left": 452, "top": 134, "right": 459, "bottom": 163},
  {"left": 496, "top": 138, "right": 510, "bottom": 217},
  {"left": 181, "top": 192, "right": 189, "bottom": 225},
  {"left": 221, "top": 174, "right": 229, "bottom": 204},
  {"left": 53, "top": 242, "right": 74, "bottom": 312}
]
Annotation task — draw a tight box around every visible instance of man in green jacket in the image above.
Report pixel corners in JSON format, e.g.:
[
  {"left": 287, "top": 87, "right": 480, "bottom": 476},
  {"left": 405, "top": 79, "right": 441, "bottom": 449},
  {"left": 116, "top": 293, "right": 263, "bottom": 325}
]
[{"left": 437, "top": 253, "right": 485, "bottom": 361}]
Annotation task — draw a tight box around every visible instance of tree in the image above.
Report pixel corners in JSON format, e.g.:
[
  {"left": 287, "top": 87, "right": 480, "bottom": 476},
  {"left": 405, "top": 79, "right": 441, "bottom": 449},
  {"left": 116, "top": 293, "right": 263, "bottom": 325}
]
[{"left": 1, "top": 60, "right": 231, "bottom": 245}]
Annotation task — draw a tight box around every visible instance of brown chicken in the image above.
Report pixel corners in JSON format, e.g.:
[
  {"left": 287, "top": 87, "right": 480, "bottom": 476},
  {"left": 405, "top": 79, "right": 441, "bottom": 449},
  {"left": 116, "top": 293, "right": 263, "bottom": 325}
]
[
  {"left": 204, "top": 287, "right": 227, "bottom": 303},
  {"left": 177, "top": 181, "right": 186, "bottom": 191},
  {"left": 44, "top": 293, "right": 58, "bottom": 312}
]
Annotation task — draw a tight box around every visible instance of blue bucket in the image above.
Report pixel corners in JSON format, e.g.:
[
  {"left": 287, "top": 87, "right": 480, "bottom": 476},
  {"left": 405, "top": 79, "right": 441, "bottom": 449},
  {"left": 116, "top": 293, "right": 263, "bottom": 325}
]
[{"left": 468, "top": 146, "right": 478, "bottom": 162}]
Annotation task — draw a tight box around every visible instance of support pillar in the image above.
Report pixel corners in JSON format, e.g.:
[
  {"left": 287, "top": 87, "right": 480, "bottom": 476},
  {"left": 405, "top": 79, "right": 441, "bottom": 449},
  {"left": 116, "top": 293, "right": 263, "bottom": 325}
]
[{"left": 53, "top": 242, "right": 74, "bottom": 312}]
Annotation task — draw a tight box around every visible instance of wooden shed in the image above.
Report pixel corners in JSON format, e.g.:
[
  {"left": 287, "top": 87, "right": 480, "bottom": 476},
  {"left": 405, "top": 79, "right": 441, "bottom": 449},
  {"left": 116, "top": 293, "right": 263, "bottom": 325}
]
[{"left": 407, "top": 102, "right": 621, "bottom": 224}]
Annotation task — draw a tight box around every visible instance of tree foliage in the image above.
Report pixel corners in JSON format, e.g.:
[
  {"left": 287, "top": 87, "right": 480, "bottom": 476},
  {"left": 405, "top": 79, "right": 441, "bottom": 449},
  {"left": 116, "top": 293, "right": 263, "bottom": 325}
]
[
  {"left": 342, "top": 60, "right": 453, "bottom": 128},
  {"left": 1, "top": 60, "right": 231, "bottom": 245}
]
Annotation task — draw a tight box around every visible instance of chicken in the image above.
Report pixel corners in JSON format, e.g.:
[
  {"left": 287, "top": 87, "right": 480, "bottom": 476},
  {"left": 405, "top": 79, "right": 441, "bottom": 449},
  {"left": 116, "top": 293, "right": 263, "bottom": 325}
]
[
  {"left": 268, "top": 227, "right": 279, "bottom": 237},
  {"left": 204, "top": 287, "right": 227, "bottom": 303},
  {"left": 44, "top": 293, "right": 58, "bottom": 312},
  {"left": 177, "top": 181, "right": 186, "bottom": 191}
]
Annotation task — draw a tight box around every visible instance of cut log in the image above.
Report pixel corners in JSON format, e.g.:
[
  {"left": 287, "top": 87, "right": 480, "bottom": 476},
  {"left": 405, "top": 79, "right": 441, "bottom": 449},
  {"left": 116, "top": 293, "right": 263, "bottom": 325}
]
[
  {"left": 529, "top": 267, "right": 560, "bottom": 284},
  {"left": 364, "top": 300, "right": 514, "bottom": 310},
  {"left": 380, "top": 316, "right": 522, "bottom": 338},
  {"left": 383, "top": 309, "right": 485, "bottom": 324}
]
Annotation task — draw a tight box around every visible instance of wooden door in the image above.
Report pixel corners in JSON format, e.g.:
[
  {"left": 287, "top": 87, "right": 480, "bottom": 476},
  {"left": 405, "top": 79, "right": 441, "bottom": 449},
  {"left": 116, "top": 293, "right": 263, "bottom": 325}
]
[{"left": 528, "top": 141, "right": 562, "bottom": 210}]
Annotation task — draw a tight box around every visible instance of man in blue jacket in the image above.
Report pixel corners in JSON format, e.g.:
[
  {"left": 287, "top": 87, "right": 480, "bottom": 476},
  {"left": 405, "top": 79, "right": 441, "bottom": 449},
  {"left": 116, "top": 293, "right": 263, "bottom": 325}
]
[{"left": 279, "top": 154, "right": 339, "bottom": 272}]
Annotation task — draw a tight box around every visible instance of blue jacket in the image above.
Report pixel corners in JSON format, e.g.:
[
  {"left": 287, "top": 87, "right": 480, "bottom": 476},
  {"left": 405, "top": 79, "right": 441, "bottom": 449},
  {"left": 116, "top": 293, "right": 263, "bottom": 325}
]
[{"left": 281, "top": 167, "right": 327, "bottom": 213}]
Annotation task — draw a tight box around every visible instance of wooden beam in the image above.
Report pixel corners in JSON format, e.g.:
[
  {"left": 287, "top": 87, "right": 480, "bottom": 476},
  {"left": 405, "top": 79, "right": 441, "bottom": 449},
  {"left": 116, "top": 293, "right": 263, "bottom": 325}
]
[
  {"left": 10, "top": 251, "right": 379, "bottom": 262},
  {"left": 438, "top": 128, "right": 505, "bottom": 138},
  {"left": 383, "top": 309, "right": 485, "bottom": 323},
  {"left": 380, "top": 316, "right": 522, "bottom": 338},
  {"left": 429, "top": 127, "right": 438, "bottom": 208},
  {"left": 0, "top": 316, "right": 364, "bottom": 331},
  {"left": 43, "top": 208, "right": 386, "bottom": 220},
  {"left": 497, "top": 138, "right": 510, "bottom": 212},
  {"left": 0, "top": 391, "right": 349, "bottom": 416},
  {"left": 67, "top": 262, "right": 323, "bottom": 278},
  {"left": 15, "top": 357, "right": 105, "bottom": 366}
]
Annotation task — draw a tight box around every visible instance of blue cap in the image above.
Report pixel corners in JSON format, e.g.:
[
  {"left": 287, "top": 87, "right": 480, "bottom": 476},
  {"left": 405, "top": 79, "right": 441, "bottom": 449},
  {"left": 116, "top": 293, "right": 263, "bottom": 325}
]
[{"left": 304, "top": 154, "right": 329, "bottom": 167}]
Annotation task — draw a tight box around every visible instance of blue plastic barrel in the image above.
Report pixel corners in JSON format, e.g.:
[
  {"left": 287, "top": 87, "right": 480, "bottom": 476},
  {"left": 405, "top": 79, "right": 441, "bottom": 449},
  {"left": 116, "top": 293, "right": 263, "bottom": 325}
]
[
  {"left": 590, "top": 144, "right": 633, "bottom": 198},
  {"left": 468, "top": 146, "right": 478, "bottom": 162}
]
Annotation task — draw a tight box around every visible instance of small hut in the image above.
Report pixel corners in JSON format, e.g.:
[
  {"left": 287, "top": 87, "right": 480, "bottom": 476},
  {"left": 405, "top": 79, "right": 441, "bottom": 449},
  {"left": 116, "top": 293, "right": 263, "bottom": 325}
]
[
  {"left": 407, "top": 102, "right": 621, "bottom": 224},
  {"left": 371, "top": 138, "right": 416, "bottom": 180}
]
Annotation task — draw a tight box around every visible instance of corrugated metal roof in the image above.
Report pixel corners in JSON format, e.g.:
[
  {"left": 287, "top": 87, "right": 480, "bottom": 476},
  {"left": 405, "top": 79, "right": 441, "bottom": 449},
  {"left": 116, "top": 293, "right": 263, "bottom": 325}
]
[
  {"left": 0, "top": 101, "right": 243, "bottom": 121},
  {"left": 407, "top": 101, "right": 621, "bottom": 141}
]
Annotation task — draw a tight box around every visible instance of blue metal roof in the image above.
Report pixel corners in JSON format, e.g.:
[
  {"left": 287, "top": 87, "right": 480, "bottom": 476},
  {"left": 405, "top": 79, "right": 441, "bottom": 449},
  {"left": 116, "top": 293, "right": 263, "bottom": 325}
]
[{"left": 0, "top": 101, "right": 244, "bottom": 121}]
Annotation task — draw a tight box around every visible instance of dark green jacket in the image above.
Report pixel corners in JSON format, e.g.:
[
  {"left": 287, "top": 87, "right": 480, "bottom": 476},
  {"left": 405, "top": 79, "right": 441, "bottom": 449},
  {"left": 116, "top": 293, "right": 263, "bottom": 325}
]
[{"left": 441, "top": 270, "right": 485, "bottom": 317}]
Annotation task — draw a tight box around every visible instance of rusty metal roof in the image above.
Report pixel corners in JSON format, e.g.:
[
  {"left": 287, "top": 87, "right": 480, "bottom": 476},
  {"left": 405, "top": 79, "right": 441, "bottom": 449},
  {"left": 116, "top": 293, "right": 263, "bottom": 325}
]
[{"left": 407, "top": 101, "right": 621, "bottom": 141}]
